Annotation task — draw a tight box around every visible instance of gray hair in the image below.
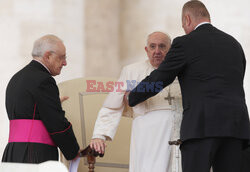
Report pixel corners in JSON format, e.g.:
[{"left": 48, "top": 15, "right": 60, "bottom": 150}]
[
  {"left": 146, "top": 31, "right": 172, "bottom": 46},
  {"left": 31, "top": 34, "right": 63, "bottom": 58},
  {"left": 182, "top": 0, "right": 210, "bottom": 21}
]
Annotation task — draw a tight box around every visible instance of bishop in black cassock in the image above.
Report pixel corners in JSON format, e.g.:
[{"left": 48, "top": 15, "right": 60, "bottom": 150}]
[{"left": 2, "top": 35, "right": 80, "bottom": 163}]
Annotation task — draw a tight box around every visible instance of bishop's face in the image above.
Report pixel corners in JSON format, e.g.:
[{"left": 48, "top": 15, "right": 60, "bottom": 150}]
[
  {"left": 45, "top": 42, "right": 67, "bottom": 76},
  {"left": 145, "top": 33, "right": 170, "bottom": 68}
]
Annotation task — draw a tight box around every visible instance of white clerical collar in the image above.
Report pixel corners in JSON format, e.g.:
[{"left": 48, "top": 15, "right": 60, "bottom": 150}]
[
  {"left": 33, "top": 59, "right": 51, "bottom": 74},
  {"left": 195, "top": 22, "right": 211, "bottom": 30},
  {"left": 147, "top": 59, "right": 157, "bottom": 69}
]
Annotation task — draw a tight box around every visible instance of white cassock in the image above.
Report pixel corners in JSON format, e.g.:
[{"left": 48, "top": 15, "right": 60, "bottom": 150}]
[{"left": 92, "top": 60, "right": 183, "bottom": 172}]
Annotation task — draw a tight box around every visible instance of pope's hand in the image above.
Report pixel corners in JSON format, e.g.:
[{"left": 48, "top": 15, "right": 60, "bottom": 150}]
[{"left": 90, "top": 138, "right": 106, "bottom": 154}]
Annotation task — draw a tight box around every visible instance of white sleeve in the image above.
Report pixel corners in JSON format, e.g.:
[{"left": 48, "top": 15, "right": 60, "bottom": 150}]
[
  {"left": 92, "top": 67, "right": 128, "bottom": 141},
  {"left": 103, "top": 67, "right": 128, "bottom": 109},
  {"left": 92, "top": 106, "right": 124, "bottom": 141}
]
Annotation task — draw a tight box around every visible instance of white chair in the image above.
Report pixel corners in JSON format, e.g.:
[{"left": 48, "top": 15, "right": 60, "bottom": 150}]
[
  {"left": 58, "top": 77, "right": 132, "bottom": 172},
  {"left": 0, "top": 161, "right": 68, "bottom": 172}
]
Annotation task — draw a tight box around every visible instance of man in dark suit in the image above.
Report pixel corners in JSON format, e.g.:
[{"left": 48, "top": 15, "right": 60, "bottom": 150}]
[
  {"left": 2, "top": 34, "right": 80, "bottom": 163},
  {"left": 128, "top": 1, "right": 250, "bottom": 172}
]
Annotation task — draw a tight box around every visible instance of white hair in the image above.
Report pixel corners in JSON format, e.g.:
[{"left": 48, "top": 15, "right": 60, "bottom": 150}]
[
  {"left": 146, "top": 31, "right": 172, "bottom": 46},
  {"left": 31, "top": 34, "right": 63, "bottom": 58}
]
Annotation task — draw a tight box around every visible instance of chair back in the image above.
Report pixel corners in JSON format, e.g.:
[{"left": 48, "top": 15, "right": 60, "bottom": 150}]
[{"left": 58, "top": 77, "right": 132, "bottom": 172}]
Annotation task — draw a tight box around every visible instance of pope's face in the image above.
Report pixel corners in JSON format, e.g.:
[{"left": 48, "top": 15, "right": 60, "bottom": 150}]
[{"left": 145, "top": 33, "right": 170, "bottom": 68}]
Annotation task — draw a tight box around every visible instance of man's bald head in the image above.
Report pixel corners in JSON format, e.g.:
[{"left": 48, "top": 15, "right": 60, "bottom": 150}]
[
  {"left": 182, "top": 0, "right": 210, "bottom": 34},
  {"left": 182, "top": 0, "right": 210, "bottom": 21}
]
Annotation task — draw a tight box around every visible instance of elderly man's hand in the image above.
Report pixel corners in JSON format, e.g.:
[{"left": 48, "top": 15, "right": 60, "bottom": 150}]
[
  {"left": 123, "top": 91, "right": 130, "bottom": 105},
  {"left": 90, "top": 138, "right": 106, "bottom": 154},
  {"left": 60, "top": 96, "right": 69, "bottom": 103}
]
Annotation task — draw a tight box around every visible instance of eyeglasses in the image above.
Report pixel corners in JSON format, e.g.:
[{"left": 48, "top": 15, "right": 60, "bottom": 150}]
[{"left": 50, "top": 51, "right": 67, "bottom": 60}]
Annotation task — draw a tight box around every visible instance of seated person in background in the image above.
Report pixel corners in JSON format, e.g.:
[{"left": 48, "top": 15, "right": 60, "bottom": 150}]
[{"left": 90, "top": 31, "right": 183, "bottom": 172}]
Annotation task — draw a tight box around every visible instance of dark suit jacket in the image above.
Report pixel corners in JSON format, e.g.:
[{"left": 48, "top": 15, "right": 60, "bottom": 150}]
[
  {"left": 2, "top": 60, "right": 79, "bottom": 163},
  {"left": 129, "top": 24, "right": 250, "bottom": 142}
]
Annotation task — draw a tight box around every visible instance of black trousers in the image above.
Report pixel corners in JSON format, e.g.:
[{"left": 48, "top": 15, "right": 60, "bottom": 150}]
[
  {"left": 180, "top": 137, "right": 244, "bottom": 172},
  {"left": 241, "top": 146, "right": 250, "bottom": 172}
]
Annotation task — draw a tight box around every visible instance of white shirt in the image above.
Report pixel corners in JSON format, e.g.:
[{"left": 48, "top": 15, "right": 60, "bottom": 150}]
[
  {"left": 195, "top": 22, "right": 211, "bottom": 30},
  {"left": 33, "top": 59, "right": 51, "bottom": 74}
]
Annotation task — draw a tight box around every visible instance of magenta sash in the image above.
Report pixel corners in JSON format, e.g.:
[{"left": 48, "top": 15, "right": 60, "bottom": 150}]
[{"left": 8, "top": 119, "right": 56, "bottom": 147}]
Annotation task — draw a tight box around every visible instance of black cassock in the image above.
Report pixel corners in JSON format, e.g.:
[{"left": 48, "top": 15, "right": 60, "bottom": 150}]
[{"left": 2, "top": 60, "right": 79, "bottom": 163}]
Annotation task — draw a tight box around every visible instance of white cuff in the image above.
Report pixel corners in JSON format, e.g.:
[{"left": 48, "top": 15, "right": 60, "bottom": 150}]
[{"left": 92, "top": 134, "right": 106, "bottom": 141}]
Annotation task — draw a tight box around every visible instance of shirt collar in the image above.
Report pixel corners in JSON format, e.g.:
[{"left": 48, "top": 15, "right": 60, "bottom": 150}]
[
  {"left": 146, "top": 59, "right": 157, "bottom": 69},
  {"left": 33, "top": 59, "right": 51, "bottom": 74},
  {"left": 195, "top": 22, "right": 211, "bottom": 30}
]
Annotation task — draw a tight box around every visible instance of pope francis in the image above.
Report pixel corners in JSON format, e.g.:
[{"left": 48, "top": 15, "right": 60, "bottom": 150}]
[{"left": 90, "top": 32, "right": 183, "bottom": 172}]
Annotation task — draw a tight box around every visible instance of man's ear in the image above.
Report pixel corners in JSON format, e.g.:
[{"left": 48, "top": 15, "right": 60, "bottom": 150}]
[
  {"left": 145, "top": 46, "right": 148, "bottom": 53},
  {"left": 43, "top": 51, "right": 51, "bottom": 61},
  {"left": 185, "top": 14, "right": 192, "bottom": 27}
]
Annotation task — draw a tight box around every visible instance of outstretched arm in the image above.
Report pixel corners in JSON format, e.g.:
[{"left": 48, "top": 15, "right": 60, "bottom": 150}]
[{"left": 129, "top": 37, "right": 186, "bottom": 107}]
